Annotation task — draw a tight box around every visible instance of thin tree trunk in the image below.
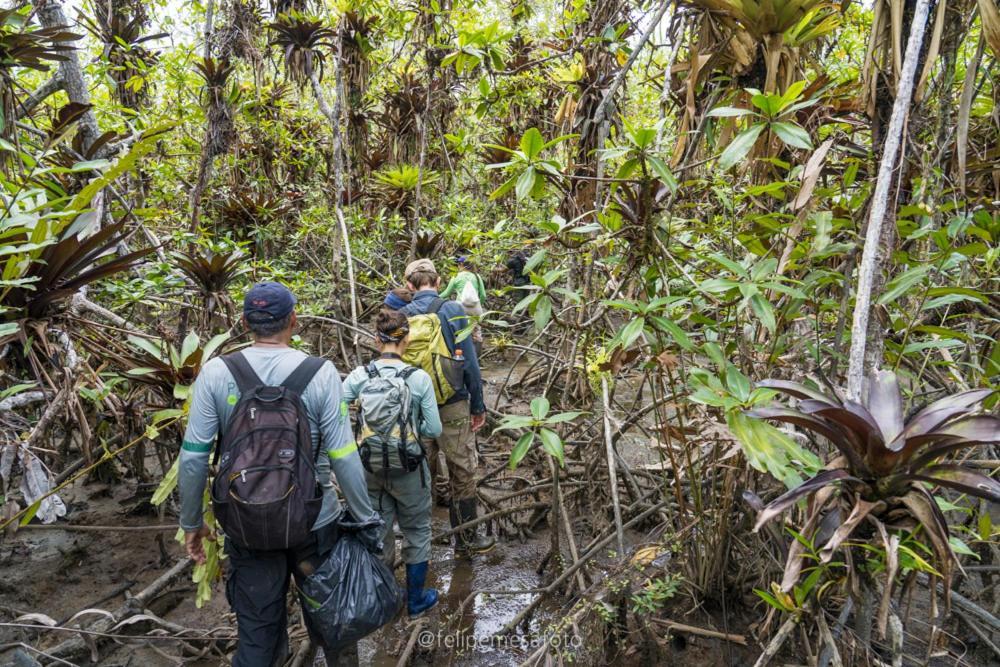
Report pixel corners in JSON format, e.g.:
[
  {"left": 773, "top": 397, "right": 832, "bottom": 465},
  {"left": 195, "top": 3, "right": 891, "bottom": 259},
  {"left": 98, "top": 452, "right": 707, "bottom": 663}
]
[
  {"left": 846, "top": 0, "right": 932, "bottom": 400},
  {"left": 187, "top": 0, "right": 217, "bottom": 235},
  {"left": 31, "top": 0, "right": 101, "bottom": 154},
  {"left": 309, "top": 66, "right": 361, "bottom": 365},
  {"left": 601, "top": 376, "right": 625, "bottom": 559}
]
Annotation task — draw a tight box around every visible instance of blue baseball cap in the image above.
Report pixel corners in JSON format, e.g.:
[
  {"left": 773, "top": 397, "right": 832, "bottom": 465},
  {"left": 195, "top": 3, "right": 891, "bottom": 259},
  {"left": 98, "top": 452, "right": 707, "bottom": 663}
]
[{"left": 243, "top": 282, "right": 296, "bottom": 321}]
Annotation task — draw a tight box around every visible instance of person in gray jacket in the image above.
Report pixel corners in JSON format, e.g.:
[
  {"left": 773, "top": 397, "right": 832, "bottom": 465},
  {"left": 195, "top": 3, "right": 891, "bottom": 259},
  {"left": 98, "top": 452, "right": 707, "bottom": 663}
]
[{"left": 179, "top": 282, "right": 379, "bottom": 667}]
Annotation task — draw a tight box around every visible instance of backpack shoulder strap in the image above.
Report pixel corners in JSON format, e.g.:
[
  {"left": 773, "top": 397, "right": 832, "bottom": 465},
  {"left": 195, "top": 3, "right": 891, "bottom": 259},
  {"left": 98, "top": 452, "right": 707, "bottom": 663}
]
[
  {"left": 281, "top": 356, "right": 326, "bottom": 396},
  {"left": 365, "top": 362, "right": 381, "bottom": 379},
  {"left": 399, "top": 366, "right": 418, "bottom": 380},
  {"left": 221, "top": 352, "right": 262, "bottom": 394},
  {"left": 427, "top": 297, "right": 445, "bottom": 315}
]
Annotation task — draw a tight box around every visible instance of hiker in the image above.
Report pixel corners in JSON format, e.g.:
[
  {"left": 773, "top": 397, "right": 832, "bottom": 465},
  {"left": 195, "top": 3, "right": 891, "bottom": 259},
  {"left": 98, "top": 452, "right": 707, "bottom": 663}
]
[
  {"left": 505, "top": 250, "right": 530, "bottom": 287},
  {"left": 342, "top": 308, "right": 441, "bottom": 615},
  {"left": 439, "top": 255, "right": 487, "bottom": 359},
  {"left": 400, "top": 258, "right": 495, "bottom": 555},
  {"left": 385, "top": 284, "right": 451, "bottom": 505},
  {"left": 179, "top": 282, "right": 381, "bottom": 667}
]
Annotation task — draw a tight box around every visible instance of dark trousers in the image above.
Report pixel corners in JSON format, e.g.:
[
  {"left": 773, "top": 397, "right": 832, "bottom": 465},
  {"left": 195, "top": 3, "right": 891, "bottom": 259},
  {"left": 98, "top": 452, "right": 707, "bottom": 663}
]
[{"left": 225, "top": 523, "right": 357, "bottom": 666}]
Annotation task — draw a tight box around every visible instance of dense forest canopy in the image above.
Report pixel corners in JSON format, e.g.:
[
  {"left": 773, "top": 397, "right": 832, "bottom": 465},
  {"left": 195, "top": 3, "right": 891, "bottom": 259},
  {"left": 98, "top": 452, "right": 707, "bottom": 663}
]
[{"left": 0, "top": 0, "right": 998, "bottom": 664}]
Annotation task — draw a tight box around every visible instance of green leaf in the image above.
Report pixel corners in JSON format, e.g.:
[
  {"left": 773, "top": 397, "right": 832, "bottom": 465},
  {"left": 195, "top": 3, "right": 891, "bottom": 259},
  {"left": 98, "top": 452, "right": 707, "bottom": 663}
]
[
  {"left": 648, "top": 316, "right": 693, "bottom": 351},
  {"left": 520, "top": 127, "right": 544, "bottom": 159},
  {"left": 533, "top": 294, "right": 552, "bottom": 331},
  {"left": 180, "top": 331, "right": 199, "bottom": 365},
  {"left": 647, "top": 156, "right": 678, "bottom": 194},
  {"left": 707, "top": 106, "right": 754, "bottom": 117},
  {"left": 152, "top": 460, "right": 179, "bottom": 506},
  {"left": 538, "top": 428, "right": 565, "bottom": 466},
  {"left": 201, "top": 332, "right": 231, "bottom": 361},
  {"left": 173, "top": 383, "right": 192, "bottom": 401},
  {"left": 495, "top": 414, "right": 536, "bottom": 431},
  {"left": 544, "top": 411, "right": 586, "bottom": 424},
  {"left": 748, "top": 293, "right": 777, "bottom": 333},
  {"left": 151, "top": 408, "right": 185, "bottom": 424},
  {"left": 0, "top": 321, "right": 19, "bottom": 339},
  {"left": 718, "top": 123, "right": 765, "bottom": 171},
  {"left": 20, "top": 499, "right": 42, "bottom": 526},
  {"left": 725, "top": 365, "right": 752, "bottom": 402},
  {"left": 877, "top": 265, "right": 931, "bottom": 306},
  {"left": 530, "top": 396, "right": 550, "bottom": 420},
  {"left": 489, "top": 175, "right": 518, "bottom": 200},
  {"left": 771, "top": 121, "right": 813, "bottom": 150},
  {"left": 509, "top": 433, "right": 534, "bottom": 469},
  {"left": 706, "top": 252, "right": 750, "bottom": 278},
  {"left": 610, "top": 316, "right": 645, "bottom": 351},
  {"left": 515, "top": 167, "right": 536, "bottom": 201},
  {"left": 524, "top": 249, "right": 547, "bottom": 273}
]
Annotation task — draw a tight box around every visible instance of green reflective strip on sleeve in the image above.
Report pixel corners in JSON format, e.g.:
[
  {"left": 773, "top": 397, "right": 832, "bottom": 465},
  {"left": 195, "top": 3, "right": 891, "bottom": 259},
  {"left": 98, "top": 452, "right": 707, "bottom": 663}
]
[
  {"left": 328, "top": 442, "right": 358, "bottom": 460},
  {"left": 182, "top": 440, "right": 213, "bottom": 453}
]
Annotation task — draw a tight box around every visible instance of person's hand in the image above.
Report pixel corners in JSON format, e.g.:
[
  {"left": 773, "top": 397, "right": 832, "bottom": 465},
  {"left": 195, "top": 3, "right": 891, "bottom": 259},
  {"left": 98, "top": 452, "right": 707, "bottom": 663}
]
[
  {"left": 184, "top": 524, "right": 214, "bottom": 565},
  {"left": 471, "top": 412, "right": 486, "bottom": 433},
  {"left": 356, "top": 518, "right": 384, "bottom": 556}
]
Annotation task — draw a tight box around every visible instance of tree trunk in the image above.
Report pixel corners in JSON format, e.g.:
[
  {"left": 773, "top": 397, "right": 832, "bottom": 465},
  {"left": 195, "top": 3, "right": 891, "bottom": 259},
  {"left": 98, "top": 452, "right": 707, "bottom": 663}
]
[
  {"left": 846, "top": 0, "right": 932, "bottom": 400},
  {"left": 32, "top": 0, "right": 101, "bottom": 154}
]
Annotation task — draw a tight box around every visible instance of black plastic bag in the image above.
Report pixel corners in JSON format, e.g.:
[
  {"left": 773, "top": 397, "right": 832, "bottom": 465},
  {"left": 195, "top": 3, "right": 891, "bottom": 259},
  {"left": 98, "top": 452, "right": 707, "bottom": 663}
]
[{"left": 298, "top": 514, "right": 403, "bottom": 651}]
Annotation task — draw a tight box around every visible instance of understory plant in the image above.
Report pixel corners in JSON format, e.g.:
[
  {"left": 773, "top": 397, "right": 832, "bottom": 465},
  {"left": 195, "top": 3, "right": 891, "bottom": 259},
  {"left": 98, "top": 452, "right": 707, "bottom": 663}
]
[{"left": 746, "top": 369, "right": 999, "bottom": 635}]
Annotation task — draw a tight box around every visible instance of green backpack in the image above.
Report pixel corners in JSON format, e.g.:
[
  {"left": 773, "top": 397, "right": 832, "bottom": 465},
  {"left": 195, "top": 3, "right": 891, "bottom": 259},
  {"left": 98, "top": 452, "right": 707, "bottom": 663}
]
[
  {"left": 355, "top": 363, "right": 426, "bottom": 480},
  {"left": 402, "top": 298, "right": 464, "bottom": 405}
]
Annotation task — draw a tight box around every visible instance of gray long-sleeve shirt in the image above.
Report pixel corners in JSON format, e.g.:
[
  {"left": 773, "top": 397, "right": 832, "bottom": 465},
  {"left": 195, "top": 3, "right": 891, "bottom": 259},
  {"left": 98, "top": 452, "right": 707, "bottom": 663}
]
[{"left": 177, "top": 346, "right": 377, "bottom": 532}]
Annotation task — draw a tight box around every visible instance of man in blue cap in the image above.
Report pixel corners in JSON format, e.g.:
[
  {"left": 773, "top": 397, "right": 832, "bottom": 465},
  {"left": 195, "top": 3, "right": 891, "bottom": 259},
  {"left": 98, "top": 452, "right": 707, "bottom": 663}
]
[{"left": 179, "top": 281, "right": 379, "bottom": 666}]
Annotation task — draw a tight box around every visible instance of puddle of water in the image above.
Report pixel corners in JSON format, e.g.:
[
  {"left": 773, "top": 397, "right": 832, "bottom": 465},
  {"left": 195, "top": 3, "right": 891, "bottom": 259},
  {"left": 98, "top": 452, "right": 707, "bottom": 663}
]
[{"left": 360, "top": 507, "right": 552, "bottom": 666}]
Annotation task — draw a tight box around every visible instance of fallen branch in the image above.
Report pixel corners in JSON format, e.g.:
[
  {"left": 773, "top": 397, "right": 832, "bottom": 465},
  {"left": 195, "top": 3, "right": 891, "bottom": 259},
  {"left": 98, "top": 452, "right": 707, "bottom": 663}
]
[
  {"left": 752, "top": 612, "right": 799, "bottom": 667},
  {"left": 649, "top": 618, "right": 747, "bottom": 645},
  {"left": 44, "top": 557, "right": 194, "bottom": 660}
]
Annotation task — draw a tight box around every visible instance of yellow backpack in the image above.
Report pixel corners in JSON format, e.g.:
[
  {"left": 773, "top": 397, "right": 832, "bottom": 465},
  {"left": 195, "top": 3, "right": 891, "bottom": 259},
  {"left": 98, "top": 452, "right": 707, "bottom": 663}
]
[{"left": 402, "top": 299, "right": 464, "bottom": 405}]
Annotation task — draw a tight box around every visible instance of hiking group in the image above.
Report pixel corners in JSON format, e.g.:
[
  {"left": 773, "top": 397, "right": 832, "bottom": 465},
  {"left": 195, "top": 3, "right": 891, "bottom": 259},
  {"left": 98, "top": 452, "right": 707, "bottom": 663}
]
[{"left": 179, "top": 257, "right": 493, "bottom": 665}]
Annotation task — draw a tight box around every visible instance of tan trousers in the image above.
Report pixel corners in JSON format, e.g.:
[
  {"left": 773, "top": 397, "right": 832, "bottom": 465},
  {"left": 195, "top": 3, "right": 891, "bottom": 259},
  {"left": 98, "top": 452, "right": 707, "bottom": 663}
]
[{"left": 423, "top": 400, "right": 478, "bottom": 500}]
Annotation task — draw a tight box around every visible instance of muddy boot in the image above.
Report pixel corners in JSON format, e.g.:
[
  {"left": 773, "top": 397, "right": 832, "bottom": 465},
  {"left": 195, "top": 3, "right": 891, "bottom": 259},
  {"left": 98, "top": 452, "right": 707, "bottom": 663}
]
[
  {"left": 454, "top": 497, "right": 496, "bottom": 556},
  {"left": 406, "top": 562, "right": 439, "bottom": 615}
]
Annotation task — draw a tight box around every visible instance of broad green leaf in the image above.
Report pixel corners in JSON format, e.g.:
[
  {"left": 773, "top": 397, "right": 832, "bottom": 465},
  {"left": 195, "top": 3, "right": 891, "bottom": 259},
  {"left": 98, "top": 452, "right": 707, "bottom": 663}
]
[
  {"left": 201, "top": 332, "right": 231, "bottom": 361},
  {"left": 509, "top": 433, "right": 535, "bottom": 469},
  {"left": 489, "top": 175, "right": 518, "bottom": 200},
  {"left": 495, "top": 414, "right": 535, "bottom": 431},
  {"left": 520, "top": 128, "right": 544, "bottom": 159},
  {"left": 718, "top": 123, "right": 765, "bottom": 171},
  {"left": 748, "top": 293, "right": 777, "bottom": 333},
  {"left": 647, "top": 156, "right": 678, "bottom": 194},
  {"left": 152, "top": 460, "right": 179, "bottom": 506},
  {"left": 538, "top": 428, "right": 564, "bottom": 466},
  {"left": 771, "top": 122, "right": 813, "bottom": 150},
  {"left": 533, "top": 294, "right": 552, "bottom": 331},
  {"left": 180, "top": 331, "right": 200, "bottom": 365},
  {"left": 544, "top": 411, "right": 586, "bottom": 424},
  {"left": 610, "top": 316, "right": 645, "bottom": 351},
  {"left": 725, "top": 365, "right": 752, "bottom": 402},
  {"left": 706, "top": 253, "right": 750, "bottom": 278},
  {"left": 877, "top": 265, "right": 931, "bottom": 306},
  {"left": 530, "top": 396, "right": 550, "bottom": 420},
  {"left": 515, "top": 167, "right": 536, "bottom": 201},
  {"left": 524, "top": 249, "right": 547, "bottom": 273}
]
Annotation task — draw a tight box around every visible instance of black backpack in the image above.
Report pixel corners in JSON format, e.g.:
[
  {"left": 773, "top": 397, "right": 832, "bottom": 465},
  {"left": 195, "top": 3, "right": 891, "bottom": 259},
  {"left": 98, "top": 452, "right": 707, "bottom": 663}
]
[{"left": 210, "top": 352, "right": 326, "bottom": 551}]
